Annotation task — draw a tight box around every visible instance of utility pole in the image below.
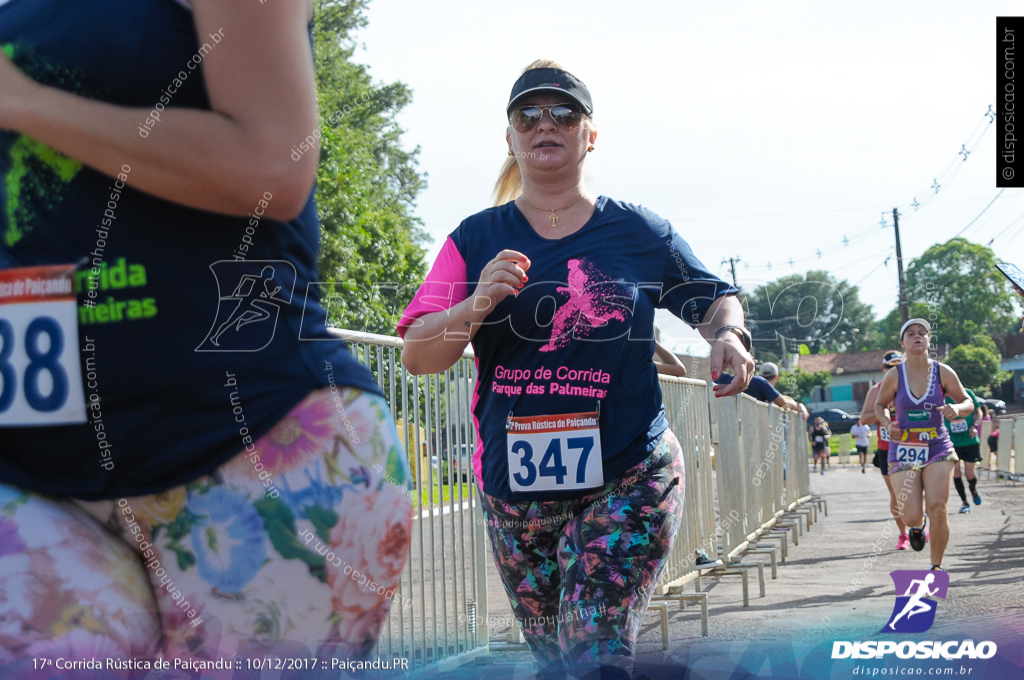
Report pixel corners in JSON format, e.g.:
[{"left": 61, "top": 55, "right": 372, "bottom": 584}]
[
  {"left": 893, "top": 208, "right": 909, "bottom": 324},
  {"left": 723, "top": 257, "right": 740, "bottom": 289}
]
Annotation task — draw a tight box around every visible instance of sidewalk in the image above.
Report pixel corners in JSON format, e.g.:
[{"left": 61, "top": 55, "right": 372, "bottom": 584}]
[{"left": 446, "top": 463, "right": 1024, "bottom": 679}]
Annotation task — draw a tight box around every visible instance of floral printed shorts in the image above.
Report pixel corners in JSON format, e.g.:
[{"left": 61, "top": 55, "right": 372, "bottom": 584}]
[
  {"left": 481, "top": 429, "right": 685, "bottom": 677},
  {"left": 0, "top": 388, "right": 412, "bottom": 678}
]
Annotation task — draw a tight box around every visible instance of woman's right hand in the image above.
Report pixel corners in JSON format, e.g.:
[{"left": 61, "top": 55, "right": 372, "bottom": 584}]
[
  {"left": 887, "top": 421, "right": 901, "bottom": 442},
  {"left": 470, "top": 249, "right": 530, "bottom": 314},
  {"left": 402, "top": 249, "right": 529, "bottom": 375}
]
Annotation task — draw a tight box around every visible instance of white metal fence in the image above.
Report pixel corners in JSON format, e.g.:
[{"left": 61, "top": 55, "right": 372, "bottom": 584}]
[
  {"left": 980, "top": 415, "right": 1021, "bottom": 480},
  {"left": 337, "top": 330, "right": 490, "bottom": 666},
  {"left": 336, "top": 330, "right": 814, "bottom": 666}
]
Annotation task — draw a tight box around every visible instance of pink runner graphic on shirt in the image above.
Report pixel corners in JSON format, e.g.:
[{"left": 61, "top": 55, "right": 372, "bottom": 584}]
[{"left": 539, "top": 258, "right": 626, "bottom": 352}]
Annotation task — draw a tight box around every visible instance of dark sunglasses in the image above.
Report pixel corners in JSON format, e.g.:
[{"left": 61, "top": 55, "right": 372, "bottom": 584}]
[{"left": 509, "top": 103, "right": 585, "bottom": 133}]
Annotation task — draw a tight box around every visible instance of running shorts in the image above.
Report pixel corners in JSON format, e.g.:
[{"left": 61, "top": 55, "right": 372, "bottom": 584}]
[{"left": 954, "top": 443, "right": 982, "bottom": 464}]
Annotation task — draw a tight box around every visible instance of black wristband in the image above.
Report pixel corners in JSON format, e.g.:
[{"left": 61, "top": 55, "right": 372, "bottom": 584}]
[{"left": 713, "top": 325, "right": 751, "bottom": 352}]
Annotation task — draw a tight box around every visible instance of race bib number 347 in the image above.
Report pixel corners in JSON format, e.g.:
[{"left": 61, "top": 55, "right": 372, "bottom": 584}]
[
  {"left": 0, "top": 265, "right": 86, "bottom": 426},
  {"left": 507, "top": 412, "right": 604, "bottom": 492}
]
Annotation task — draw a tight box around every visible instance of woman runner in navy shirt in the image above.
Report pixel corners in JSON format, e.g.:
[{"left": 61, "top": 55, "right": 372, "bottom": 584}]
[{"left": 399, "top": 60, "right": 754, "bottom": 679}]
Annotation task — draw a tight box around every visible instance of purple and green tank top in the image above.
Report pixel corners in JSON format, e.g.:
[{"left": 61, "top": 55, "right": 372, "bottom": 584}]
[{"left": 889, "top": 360, "right": 954, "bottom": 467}]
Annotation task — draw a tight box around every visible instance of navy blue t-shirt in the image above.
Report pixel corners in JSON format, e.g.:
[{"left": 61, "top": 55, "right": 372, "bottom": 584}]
[
  {"left": 400, "top": 198, "right": 736, "bottom": 501},
  {"left": 0, "top": 0, "right": 382, "bottom": 499},
  {"left": 714, "top": 374, "right": 782, "bottom": 404}
]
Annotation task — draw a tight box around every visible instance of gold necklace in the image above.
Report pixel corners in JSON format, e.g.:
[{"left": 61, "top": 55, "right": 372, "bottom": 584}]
[{"left": 519, "top": 194, "right": 585, "bottom": 228}]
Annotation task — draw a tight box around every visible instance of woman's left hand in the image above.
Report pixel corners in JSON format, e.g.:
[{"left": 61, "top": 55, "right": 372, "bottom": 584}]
[{"left": 939, "top": 403, "right": 960, "bottom": 420}]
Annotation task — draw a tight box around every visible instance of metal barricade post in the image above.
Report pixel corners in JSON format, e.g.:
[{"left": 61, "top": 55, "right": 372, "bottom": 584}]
[{"left": 331, "top": 329, "right": 490, "bottom": 667}]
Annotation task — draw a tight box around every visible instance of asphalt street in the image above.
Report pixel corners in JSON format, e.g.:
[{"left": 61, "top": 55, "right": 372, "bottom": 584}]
[{"left": 442, "top": 462, "right": 1024, "bottom": 679}]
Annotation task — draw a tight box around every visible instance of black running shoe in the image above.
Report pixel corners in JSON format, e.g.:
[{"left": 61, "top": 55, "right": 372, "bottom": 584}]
[
  {"left": 908, "top": 526, "right": 926, "bottom": 552},
  {"left": 930, "top": 565, "right": 945, "bottom": 572}
]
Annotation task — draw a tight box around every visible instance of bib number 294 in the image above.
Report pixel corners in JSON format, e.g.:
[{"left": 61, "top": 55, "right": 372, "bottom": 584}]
[
  {"left": 507, "top": 412, "right": 603, "bottom": 492},
  {"left": 894, "top": 442, "right": 929, "bottom": 466},
  {"left": 0, "top": 265, "right": 86, "bottom": 426}
]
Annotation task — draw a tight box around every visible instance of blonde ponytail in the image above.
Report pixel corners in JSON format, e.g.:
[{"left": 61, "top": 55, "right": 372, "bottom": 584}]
[{"left": 492, "top": 156, "right": 523, "bottom": 206}]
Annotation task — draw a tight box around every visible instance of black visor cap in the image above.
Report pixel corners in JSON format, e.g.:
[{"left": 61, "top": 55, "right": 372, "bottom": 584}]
[{"left": 507, "top": 67, "right": 593, "bottom": 118}]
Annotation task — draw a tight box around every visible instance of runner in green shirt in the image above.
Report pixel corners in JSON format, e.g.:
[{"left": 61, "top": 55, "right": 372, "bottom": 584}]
[{"left": 945, "top": 388, "right": 983, "bottom": 513}]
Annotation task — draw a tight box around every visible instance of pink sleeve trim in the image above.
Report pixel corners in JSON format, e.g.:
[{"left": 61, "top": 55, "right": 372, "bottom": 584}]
[{"left": 397, "top": 236, "right": 469, "bottom": 338}]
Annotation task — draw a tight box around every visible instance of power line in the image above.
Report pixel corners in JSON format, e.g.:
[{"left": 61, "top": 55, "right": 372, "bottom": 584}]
[
  {"left": 819, "top": 251, "right": 886, "bottom": 275},
  {"left": 952, "top": 189, "right": 1004, "bottom": 239},
  {"left": 995, "top": 223, "right": 1024, "bottom": 252},
  {"left": 851, "top": 250, "right": 895, "bottom": 289},
  {"left": 705, "top": 104, "right": 995, "bottom": 273},
  {"left": 665, "top": 197, "right": 995, "bottom": 223},
  {"left": 986, "top": 209, "right": 1024, "bottom": 250}
]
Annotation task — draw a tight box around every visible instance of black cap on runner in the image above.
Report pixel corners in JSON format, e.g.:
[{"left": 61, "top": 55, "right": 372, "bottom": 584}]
[
  {"left": 882, "top": 350, "right": 903, "bottom": 367},
  {"left": 507, "top": 67, "right": 594, "bottom": 118}
]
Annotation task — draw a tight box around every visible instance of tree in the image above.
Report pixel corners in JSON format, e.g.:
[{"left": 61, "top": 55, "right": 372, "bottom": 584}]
[
  {"left": 904, "top": 238, "right": 1021, "bottom": 349},
  {"left": 744, "top": 270, "right": 877, "bottom": 364},
  {"left": 946, "top": 335, "right": 1012, "bottom": 393},
  {"left": 775, "top": 367, "right": 831, "bottom": 404},
  {"left": 311, "top": 0, "right": 428, "bottom": 336}
]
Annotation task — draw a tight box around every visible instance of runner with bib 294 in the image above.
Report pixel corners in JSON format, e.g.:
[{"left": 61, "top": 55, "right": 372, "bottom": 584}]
[{"left": 873, "top": 318, "right": 974, "bottom": 572}]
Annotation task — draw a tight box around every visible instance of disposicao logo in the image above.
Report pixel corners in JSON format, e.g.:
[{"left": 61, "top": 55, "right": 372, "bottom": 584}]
[
  {"left": 831, "top": 570, "right": 997, "bottom": 660},
  {"left": 883, "top": 569, "right": 948, "bottom": 633}
]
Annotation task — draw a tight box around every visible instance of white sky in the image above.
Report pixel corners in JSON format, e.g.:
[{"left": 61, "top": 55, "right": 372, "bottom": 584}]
[{"left": 356, "top": 1, "right": 1023, "bottom": 354}]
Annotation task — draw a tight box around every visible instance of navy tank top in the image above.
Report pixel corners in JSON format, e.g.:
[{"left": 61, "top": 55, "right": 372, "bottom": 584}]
[{"left": 0, "top": 0, "right": 382, "bottom": 499}]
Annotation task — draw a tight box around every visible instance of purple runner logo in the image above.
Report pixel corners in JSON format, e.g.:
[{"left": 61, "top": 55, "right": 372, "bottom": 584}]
[
  {"left": 196, "top": 260, "right": 295, "bottom": 352},
  {"left": 881, "top": 570, "right": 949, "bottom": 634}
]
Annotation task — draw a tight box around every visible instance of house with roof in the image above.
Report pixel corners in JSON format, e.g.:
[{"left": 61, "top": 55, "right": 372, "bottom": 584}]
[
  {"left": 791, "top": 350, "right": 891, "bottom": 414},
  {"left": 674, "top": 349, "right": 909, "bottom": 412}
]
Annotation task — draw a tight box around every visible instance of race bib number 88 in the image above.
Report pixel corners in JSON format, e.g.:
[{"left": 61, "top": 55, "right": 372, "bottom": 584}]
[
  {"left": 0, "top": 265, "right": 86, "bottom": 426},
  {"left": 507, "top": 412, "right": 604, "bottom": 492}
]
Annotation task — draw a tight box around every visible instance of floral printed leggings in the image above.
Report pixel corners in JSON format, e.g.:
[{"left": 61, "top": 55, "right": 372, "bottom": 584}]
[
  {"left": 481, "top": 429, "right": 685, "bottom": 678},
  {"left": 0, "top": 388, "right": 412, "bottom": 678}
]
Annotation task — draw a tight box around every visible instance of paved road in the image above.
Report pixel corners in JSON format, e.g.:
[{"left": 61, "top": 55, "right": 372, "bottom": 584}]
[{"left": 438, "top": 463, "right": 1024, "bottom": 679}]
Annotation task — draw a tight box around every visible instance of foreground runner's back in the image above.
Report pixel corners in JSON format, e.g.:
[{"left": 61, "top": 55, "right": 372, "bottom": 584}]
[{"left": 0, "top": 0, "right": 412, "bottom": 670}]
